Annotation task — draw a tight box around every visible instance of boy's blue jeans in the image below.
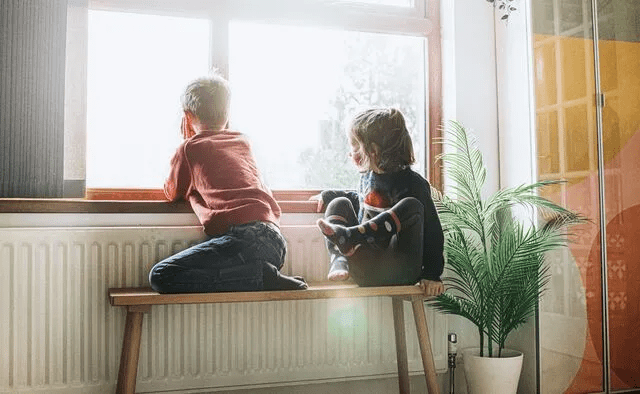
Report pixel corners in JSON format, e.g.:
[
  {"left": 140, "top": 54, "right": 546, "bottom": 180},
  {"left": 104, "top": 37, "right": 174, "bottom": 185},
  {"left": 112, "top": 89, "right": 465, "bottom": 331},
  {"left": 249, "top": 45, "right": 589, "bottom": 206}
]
[{"left": 149, "top": 221, "right": 286, "bottom": 293}]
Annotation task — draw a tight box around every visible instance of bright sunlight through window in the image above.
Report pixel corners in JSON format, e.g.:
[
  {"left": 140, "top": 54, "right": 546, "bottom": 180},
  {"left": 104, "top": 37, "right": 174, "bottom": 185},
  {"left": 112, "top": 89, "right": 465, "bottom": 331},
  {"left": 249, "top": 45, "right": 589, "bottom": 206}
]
[
  {"left": 87, "top": 12, "right": 426, "bottom": 191},
  {"left": 87, "top": 11, "right": 210, "bottom": 188},
  {"left": 229, "top": 22, "right": 426, "bottom": 190}
]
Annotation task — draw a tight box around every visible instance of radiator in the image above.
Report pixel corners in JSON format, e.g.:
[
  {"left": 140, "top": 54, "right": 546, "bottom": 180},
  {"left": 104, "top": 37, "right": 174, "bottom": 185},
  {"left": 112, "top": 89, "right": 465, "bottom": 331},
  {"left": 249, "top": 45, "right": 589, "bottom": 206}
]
[{"left": 0, "top": 225, "right": 446, "bottom": 393}]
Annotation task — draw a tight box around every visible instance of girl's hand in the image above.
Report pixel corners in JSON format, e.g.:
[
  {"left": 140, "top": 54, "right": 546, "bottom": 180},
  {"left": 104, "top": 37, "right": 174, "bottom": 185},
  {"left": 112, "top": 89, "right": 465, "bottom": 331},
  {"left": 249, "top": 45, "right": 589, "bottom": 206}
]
[
  {"left": 416, "top": 279, "right": 444, "bottom": 297},
  {"left": 309, "top": 193, "right": 324, "bottom": 213}
]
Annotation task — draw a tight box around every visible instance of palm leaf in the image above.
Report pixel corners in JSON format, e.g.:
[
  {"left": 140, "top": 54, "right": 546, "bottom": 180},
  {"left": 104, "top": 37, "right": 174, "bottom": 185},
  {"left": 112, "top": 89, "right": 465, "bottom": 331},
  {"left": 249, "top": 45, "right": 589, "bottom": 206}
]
[
  {"left": 485, "top": 181, "right": 578, "bottom": 219},
  {"left": 442, "top": 229, "right": 484, "bottom": 288},
  {"left": 430, "top": 293, "right": 485, "bottom": 329}
]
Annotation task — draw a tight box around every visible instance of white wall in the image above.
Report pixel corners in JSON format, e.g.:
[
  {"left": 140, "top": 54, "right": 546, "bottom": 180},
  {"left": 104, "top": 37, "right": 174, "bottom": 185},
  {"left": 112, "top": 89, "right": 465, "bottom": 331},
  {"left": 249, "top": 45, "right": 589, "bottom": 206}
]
[
  {"left": 495, "top": 1, "right": 538, "bottom": 393},
  {"left": 442, "top": 0, "right": 538, "bottom": 392},
  {"left": 441, "top": 0, "right": 498, "bottom": 391},
  {"left": 443, "top": 0, "right": 500, "bottom": 195}
]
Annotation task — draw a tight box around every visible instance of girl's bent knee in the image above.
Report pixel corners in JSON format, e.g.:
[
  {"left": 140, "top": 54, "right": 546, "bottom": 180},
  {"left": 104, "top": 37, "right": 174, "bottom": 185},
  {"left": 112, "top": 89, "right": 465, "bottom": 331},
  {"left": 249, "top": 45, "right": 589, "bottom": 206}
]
[
  {"left": 326, "top": 196, "right": 354, "bottom": 211},
  {"left": 393, "top": 197, "right": 424, "bottom": 220},
  {"left": 397, "top": 196, "right": 422, "bottom": 210}
]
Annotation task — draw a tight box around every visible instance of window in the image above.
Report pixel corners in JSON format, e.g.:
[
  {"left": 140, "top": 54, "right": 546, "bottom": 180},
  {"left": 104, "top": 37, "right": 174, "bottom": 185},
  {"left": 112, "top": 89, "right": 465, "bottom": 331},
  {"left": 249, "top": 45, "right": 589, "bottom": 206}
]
[{"left": 1, "top": 0, "right": 442, "bottom": 210}]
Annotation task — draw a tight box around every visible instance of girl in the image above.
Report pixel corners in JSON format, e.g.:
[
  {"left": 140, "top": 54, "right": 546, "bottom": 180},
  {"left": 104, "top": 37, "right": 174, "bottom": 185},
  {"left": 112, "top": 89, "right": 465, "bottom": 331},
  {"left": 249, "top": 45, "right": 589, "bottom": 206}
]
[{"left": 316, "top": 108, "right": 444, "bottom": 296}]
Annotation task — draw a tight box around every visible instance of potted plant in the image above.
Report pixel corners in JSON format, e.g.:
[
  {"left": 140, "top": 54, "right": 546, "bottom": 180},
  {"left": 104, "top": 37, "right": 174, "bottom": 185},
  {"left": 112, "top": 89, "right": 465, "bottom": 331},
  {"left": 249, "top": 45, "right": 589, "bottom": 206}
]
[{"left": 430, "top": 121, "right": 586, "bottom": 393}]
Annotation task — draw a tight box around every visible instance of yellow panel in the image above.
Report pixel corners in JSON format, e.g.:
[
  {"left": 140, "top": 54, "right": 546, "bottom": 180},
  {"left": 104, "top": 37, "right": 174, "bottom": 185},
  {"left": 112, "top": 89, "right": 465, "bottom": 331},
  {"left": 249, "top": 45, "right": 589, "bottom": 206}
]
[
  {"left": 536, "top": 110, "right": 560, "bottom": 174},
  {"left": 603, "top": 41, "right": 640, "bottom": 145},
  {"left": 602, "top": 96, "right": 621, "bottom": 164},
  {"left": 598, "top": 39, "right": 619, "bottom": 93},
  {"left": 561, "top": 37, "right": 590, "bottom": 101},
  {"left": 534, "top": 40, "right": 557, "bottom": 107},
  {"left": 538, "top": 181, "right": 562, "bottom": 206},
  {"left": 564, "top": 104, "right": 591, "bottom": 172}
]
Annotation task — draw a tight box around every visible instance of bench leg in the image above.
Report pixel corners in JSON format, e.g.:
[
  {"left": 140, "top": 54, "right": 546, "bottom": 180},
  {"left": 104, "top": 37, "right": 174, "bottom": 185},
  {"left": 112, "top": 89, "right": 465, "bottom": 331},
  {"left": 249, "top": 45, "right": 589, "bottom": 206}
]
[
  {"left": 411, "top": 297, "right": 440, "bottom": 394},
  {"left": 392, "top": 297, "right": 410, "bottom": 394},
  {"left": 116, "top": 305, "right": 150, "bottom": 394}
]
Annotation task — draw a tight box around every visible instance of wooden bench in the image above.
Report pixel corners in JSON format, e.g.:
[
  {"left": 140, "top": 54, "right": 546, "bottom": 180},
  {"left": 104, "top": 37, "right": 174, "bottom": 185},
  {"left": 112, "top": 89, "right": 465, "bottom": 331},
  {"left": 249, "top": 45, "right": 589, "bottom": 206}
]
[{"left": 108, "top": 284, "right": 440, "bottom": 394}]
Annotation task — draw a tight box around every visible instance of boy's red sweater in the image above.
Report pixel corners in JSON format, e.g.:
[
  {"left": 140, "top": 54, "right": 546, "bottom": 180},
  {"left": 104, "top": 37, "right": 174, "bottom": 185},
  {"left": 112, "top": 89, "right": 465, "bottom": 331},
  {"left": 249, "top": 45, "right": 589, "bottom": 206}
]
[{"left": 164, "top": 130, "right": 281, "bottom": 236}]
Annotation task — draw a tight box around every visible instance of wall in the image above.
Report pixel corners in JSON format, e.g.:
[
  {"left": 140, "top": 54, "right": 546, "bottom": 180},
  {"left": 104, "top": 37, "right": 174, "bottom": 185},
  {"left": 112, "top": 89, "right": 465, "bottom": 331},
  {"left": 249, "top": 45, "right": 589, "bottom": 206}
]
[
  {"left": 442, "top": 0, "right": 539, "bottom": 392},
  {"left": 495, "top": 0, "right": 538, "bottom": 393},
  {"left": 441, "top": 0, "right": 496, "bottom": 392}
]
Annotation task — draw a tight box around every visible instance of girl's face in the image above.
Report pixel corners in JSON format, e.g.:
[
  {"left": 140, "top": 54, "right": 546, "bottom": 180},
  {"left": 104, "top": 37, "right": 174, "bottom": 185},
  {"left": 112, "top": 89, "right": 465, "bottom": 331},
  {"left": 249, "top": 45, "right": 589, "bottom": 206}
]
[
  {"left": 348, "top": 131, "right": 375, "bottom": 172},
  {"left": 348, "top": 132, "right": 366, "bottom": 170}
]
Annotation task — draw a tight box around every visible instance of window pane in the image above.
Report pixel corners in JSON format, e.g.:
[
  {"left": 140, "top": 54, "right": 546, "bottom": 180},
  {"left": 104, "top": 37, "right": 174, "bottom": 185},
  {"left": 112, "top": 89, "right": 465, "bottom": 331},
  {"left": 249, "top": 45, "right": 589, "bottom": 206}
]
[
  {"left": 87, "top": 11, "right": 210, "bottom": 188},
  {"left": 229, "top": 22, "right": 426, "bottom": 190}
]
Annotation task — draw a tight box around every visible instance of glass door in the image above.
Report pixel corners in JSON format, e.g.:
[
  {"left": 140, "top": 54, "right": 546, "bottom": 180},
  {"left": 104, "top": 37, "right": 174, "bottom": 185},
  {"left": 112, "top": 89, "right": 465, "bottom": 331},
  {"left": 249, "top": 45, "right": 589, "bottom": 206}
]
[
  {"left": 533, "top": 0, "right": 604, "bottom": 392},
  {"left": 533, "top": 0, "right": 640, "bottom": 392},
  {"left": 596, "top": 0, "right": 640, "bottom": 390}
]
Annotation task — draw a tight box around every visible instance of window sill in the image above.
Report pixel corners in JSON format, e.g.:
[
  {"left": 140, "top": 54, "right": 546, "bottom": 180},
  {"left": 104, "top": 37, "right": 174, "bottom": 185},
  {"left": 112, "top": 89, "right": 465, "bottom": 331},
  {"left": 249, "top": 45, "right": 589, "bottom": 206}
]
[
  {"left": 0, "top": 190, "right": 323, "bottom": 214},
  {"left": 0, "top": 198, "right": 193, "bottom": 214}
]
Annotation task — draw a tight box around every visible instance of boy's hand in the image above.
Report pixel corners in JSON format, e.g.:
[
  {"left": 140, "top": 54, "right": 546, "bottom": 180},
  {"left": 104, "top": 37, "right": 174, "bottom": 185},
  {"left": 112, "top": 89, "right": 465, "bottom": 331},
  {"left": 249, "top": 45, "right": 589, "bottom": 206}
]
[
  {"left": 416, "top": 279, "right": 444, "bottom": 297},
  {"left": 181, "top": 116, "right": 195, "bottom": 140}
]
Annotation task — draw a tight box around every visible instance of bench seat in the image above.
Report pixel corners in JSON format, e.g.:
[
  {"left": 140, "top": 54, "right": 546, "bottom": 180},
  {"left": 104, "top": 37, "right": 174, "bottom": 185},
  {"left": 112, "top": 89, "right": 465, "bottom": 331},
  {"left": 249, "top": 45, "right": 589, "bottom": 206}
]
[{"left": 108, "top": 283, "right": 440, "bottom": 394}]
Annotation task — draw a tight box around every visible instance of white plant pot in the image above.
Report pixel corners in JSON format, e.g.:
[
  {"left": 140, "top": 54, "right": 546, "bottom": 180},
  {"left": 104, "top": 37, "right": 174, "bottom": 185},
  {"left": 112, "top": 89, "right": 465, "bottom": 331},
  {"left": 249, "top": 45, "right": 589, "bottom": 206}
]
[{"left": 462, "top": 348, "right": 523, "bottom": 394}]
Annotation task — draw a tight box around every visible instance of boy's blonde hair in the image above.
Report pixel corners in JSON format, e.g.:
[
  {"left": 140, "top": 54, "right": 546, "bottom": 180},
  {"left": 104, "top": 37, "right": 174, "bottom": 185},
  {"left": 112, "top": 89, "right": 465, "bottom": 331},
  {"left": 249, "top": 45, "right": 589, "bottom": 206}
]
[
  {"left": 181, "top": 71, "right": 230, "bottom": 128},
  {"left": 349, "top": 107, "right": 415, "bottom": 173}
]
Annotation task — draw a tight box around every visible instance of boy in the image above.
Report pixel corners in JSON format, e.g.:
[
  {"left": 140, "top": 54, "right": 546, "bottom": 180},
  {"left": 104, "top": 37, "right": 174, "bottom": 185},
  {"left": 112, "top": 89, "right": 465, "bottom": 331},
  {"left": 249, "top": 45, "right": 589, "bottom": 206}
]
[{"left": 149, "top": 73, "right": 307, "bottom": 293}]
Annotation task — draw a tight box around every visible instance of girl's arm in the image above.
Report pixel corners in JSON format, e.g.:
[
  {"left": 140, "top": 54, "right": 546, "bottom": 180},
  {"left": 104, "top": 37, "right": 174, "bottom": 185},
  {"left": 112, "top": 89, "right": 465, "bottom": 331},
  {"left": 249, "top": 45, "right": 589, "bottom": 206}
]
[
  {"left": 420, "top": 199, "right": 445, "bottom": 280},
  {"left": 415, "top": 176, "right": 445, "bottom": 291}
]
